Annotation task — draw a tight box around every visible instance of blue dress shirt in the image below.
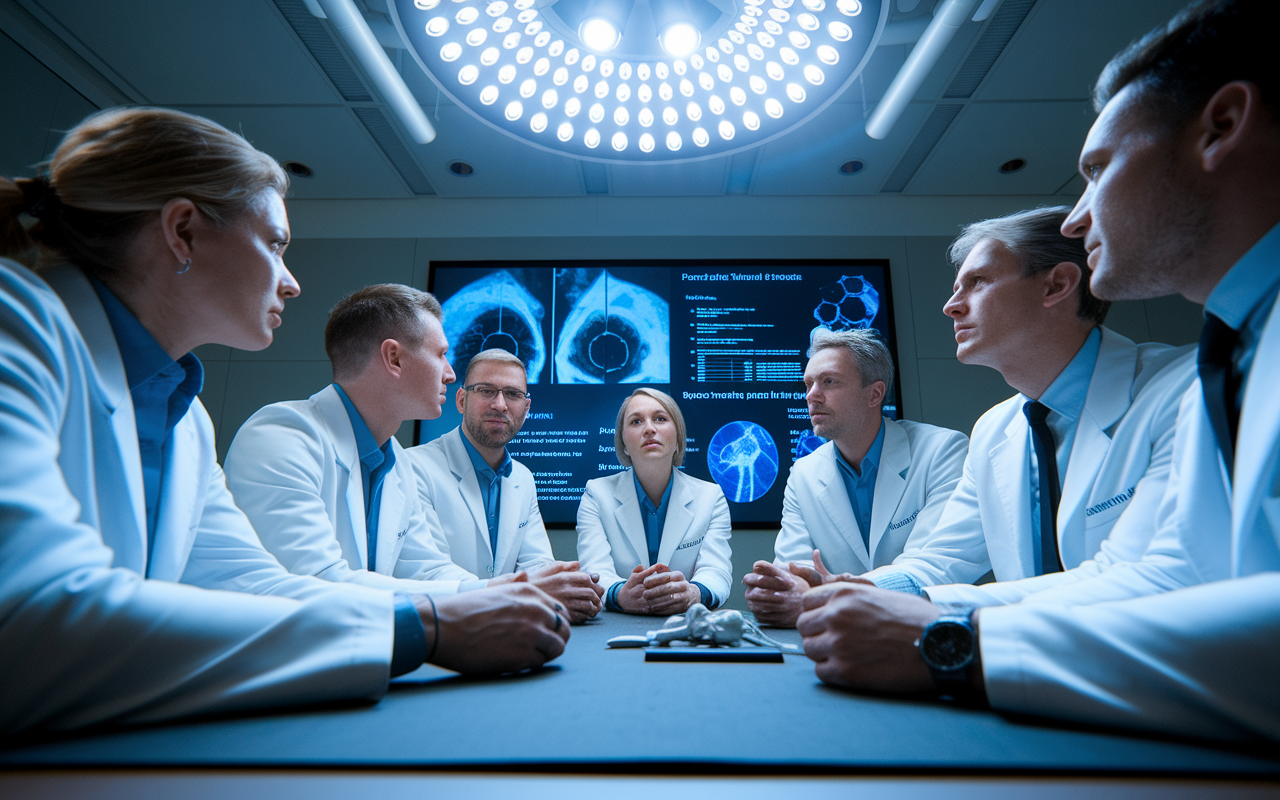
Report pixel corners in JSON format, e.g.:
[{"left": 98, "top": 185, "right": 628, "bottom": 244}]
[
  {"left": 833, "top": 417, "right": 886, "bottom": 554},
  {"left": 1204, "top": 221, "right": 1280, "bottom": 416},
  {"left": 332, "top": 386, "right": 427, "bottom": 676},
  {"left": 460, "top": 431, "right": 512, "bottom": 568},
  {"left": 333, "top": 384, "right": 396, "bottom": 573},
  {"left": 90, "top": 279, "right": 203, "bottom": 566},
  {"left": 1024, "top": 326, "right": 1100, "bottom": 570}
]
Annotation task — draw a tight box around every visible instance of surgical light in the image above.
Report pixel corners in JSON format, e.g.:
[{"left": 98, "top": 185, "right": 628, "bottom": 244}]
[{"left": 391, "top": 0, "right": 886, "bottom": 161}]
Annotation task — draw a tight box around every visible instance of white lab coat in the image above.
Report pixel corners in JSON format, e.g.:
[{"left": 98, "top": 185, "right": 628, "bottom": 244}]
[
  {"left": 885, "top": 328, "right": 1195, "bottom": 592},
  {"left": 407, "top": 426, "right": 555, "bottom": 578},
  {"left": 0, "top": 260, "right": 392, "bottom": 734},
  {"left": 774, "top": 419, "right": 968, "bottom": 575},
  {"left": 979, "top": 291, "right": 1280, "bottom": 742},
  {"left": 225, "top": 387, "right": 482, "bottom": 594},
  {"left": 577, "top": 468, "right": 733, "bottom": 606}
]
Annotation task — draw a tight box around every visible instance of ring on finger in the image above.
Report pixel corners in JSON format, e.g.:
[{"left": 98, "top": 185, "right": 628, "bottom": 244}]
[{"left": 553, "top": 613, "right": 562, "bottom": 632}]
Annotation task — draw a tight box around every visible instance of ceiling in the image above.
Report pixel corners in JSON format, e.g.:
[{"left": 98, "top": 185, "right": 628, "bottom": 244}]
[{"left": 0, "top": 0, "right": 1189, "bottom": 202}]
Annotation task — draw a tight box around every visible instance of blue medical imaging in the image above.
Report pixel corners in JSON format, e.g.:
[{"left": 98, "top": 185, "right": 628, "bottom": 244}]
[
  {"left": 707, "top": 421, "right": 780, "bottom": 504},
  {"left": 813, "top": 274, "right": 879, "bottom": 330},
  {"left": 441, "top": 271, "right": 547, "bottom": 383},
  {"left": 794, "top": 429, "right": 827, "bottom": 460},
  {"left": 556, "top": 269, "right": 670, "bottom": 383}
]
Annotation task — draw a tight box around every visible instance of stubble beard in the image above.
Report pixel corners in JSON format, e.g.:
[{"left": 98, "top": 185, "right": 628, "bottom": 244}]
[{"left": 465, "top": 414, "right": 518, "bottom": 450}]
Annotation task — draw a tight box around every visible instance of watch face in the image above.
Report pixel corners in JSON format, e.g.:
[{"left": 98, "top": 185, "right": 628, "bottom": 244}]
[{"left": 920, "top": 620, "right": 975, "bottom": 671}]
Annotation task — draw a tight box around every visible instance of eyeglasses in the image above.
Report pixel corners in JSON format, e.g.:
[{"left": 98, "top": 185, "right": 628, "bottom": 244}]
[{"left": 463, "top": 384, "right": 530, "bottom": 403}]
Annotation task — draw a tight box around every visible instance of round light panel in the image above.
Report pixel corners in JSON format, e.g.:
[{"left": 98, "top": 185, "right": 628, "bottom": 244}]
[{"left": 392, "top": 0, "right": 886, "bottom": 163}]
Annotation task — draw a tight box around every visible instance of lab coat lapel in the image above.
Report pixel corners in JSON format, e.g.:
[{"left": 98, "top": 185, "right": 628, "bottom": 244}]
[
  {"left": 147, "top": 416, "right": 206, "bottom": 581},
  {"left": 868, "top": 420, "right": 909, "bottom": 563},
  {"left": 493, "top": 468, "right": 523, "bottom": 573},
  {"left": 375, "top": 451, "right": 411, "bottom": 576},
  {"left": 1058, "top": 328, "right": 1133, "bottom": 556},
  {"left": 816, "top": 446, "right": 868, "bottom": 571},
  {"left": 316, "top": 387, "right": 370, "bottom": 569},
  {"left": 1234, "top": 294, "right": 1280, "bottom": 571},
  {"left": 657, "top": 471, "right": 695, "bottom": 566},
  {"left": 446, "top": 430, "right": 493, "bottom": 555},
  {"left": 615, "top": 471, "right": 649, "bottom": 567},
  {"left": 46, "top": 266, "right": 148, "bottom": 572},
  {"left": 990, "top": 414, "right": 1034, "bottom": 574}
]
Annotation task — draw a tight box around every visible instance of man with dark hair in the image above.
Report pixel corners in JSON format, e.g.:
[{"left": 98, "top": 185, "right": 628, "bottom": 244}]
[
  {"left": 797, "top": 0, "right": 1280, "bottom": 742},
  {"left": 868, "top": 206, "right": 1195, "bottom": 600}
]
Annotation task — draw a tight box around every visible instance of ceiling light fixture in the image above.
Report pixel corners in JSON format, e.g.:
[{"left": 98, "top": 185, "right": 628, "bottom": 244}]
[{"left": 390, "top": 0, "right": 887, "bottom": 162}]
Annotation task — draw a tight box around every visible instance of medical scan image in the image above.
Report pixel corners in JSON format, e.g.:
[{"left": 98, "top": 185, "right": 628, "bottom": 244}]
[
  {"left": 554, "top": 269, "right": 670, "bottom": 383},
  {"left": 813, "top": 274, "right": 880, "bottom": 330},
  {"left": 441, "top": 270, "right": 547, "bottom": 383},
  {"left": 793, "top": 429, "right": 827, "bottom": 461},
  {"left": 707, "top": 421, "right": 780, "bottom": 503}
]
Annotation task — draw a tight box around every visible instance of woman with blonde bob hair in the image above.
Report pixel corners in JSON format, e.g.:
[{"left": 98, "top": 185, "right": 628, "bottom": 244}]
[
  {"left": 576, "top": 388, "right": 733, "bottom": 614},
  {"left": 0, "top": 108, "right": 563, "bottom": 734}
]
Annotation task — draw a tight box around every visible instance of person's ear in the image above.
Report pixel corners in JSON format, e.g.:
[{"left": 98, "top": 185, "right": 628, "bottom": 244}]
[
  {"left": 159, "top": 197, "right": 198, "bottom": 266},
  {"left": 867, "top": 380, "right": 886, "bottom": 408},
  {"left": 456, "top": 386, "right": 467, "bottom": 414},
  {"left": 1198, "top": 81, "right": 1257, "bottom": 173},
  {"left": 1042, "top": 261, "right": 1082, "bottom": 310},
  {"left": 380, "top": 339, "right": 403, "bottom": 378}
]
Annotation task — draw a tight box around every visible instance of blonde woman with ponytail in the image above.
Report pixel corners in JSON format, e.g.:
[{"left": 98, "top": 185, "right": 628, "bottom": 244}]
[{"left": 0, "top": 108, "right": 566, "bottom": 734}]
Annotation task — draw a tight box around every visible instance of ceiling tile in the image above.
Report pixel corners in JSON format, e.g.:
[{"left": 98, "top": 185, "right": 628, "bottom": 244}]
[
  {"left": 178, "top": 106, "right": 412, "bottom": 198},
  {"left": 37, "top": 0, "right": 341, "bottom": 104},
  {"left": 905, "top": 100, "right": 1093, "bottom": 195},
  {"left": 975, "top": 0, "right": 1194, "bottom": 102}
]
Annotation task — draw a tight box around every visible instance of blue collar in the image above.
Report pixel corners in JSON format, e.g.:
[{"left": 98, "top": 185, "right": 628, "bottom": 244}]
[
  {"left": 460, "top": 428, "right": 512, "bottom": 482},
  {"left": 1035, "top": 326, "right": 1100, "bottom": 421},
  {"left": 835, "top": 415, "right": 885, "bottom": 479},
  {"left": 90, "top": 276, "right": 203, "bottom": 395},
  {"left": 1205, "top": 221, "right": 1280, "bottom": 334},
  {"left": 334, "top": 384, "right": 393, "bottom": 473},
  {"left": 634, "top": 467, "right": 675, "bottom": 514}
]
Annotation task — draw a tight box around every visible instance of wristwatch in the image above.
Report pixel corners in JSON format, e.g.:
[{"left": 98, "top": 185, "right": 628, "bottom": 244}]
[{"left": 917, "top": 613, "right": 977, "bottom": 699}]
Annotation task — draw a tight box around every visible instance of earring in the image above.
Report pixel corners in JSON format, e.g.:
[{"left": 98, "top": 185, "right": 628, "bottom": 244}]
[{"left": 177, "top": 258, "right": 191, "bottom": 275}]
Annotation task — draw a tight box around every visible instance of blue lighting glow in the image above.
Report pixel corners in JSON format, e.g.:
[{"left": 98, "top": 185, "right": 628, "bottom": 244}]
[{"left": 391, "top": 0, "right": 885, "bottom": 162}]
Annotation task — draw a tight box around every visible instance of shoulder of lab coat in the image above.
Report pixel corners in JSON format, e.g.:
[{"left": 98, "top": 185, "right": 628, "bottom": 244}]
[
  {"left": 776, "top": 419, "right": 968, "bottom": 576},
  {"left": 980, "top": 292, "right": 1280, "bottom": 742},
  {"left": 225, "top": 387, "right": 473, "bottom": 594},
  {"left": 0, "top": 260, "right": 393, "bottom": 734},
  {"left": 406, "top": 426, "right": 552, "bottom": 578}
]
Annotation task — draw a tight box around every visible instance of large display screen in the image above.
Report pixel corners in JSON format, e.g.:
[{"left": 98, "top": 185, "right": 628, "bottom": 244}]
[{"left": 419, "top": 260, "right": 899, "bottom": 527}]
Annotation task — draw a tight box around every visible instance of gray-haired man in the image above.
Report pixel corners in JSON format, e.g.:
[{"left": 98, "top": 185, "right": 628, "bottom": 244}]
[{"left": 743, "top": 328, "right": 969, "bottom": 627}]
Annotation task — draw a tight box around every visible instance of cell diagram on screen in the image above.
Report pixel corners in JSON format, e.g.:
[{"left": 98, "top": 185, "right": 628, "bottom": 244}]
[
  {"left": 441, "top": 270, "right": 547, "bottom": 382},
  {"left": 555, "top": 270, "right": 670, "bottom": 383},
  {"left": 794, "top": 429, "right": 826, "bottom": 461},
  {"left": 707, "top": 421, "right": 779, "bottom": 503},
  {"left": 813, "top": 274, "right": 879, "bottom": 330}
]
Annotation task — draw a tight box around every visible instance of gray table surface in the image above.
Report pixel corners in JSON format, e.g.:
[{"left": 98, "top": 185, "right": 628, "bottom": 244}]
[{"left": 2, "top": 612, "right": 1278, "bottom": 774}]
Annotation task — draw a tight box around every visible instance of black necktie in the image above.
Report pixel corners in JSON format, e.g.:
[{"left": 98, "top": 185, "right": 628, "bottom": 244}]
[
  {"left": 1198, "top": 313, "right": 1243, "bottom": 478},
  {"left": 1024, "top": 400, "right": 1063, "bottom": 575}
]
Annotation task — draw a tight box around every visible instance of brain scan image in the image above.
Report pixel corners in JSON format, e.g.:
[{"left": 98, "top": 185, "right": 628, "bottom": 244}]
[
  {"left": 707, "top": 421, "right": 780, "bottom": 504},
  {"left": 555, "top": 270, "right": 669, "bottom": 384},
  {"left": 441, "top": 271, "right": 547, "bottom": 383},
  {"left": 813, "top": 274, "right": 880, "bottom": 330},
  {"left": 794, "top": 429, "right": 826, "bottom": 460}
]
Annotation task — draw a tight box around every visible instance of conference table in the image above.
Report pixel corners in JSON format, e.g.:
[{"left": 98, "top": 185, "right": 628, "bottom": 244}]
[{"left": 2, "top": 612, "right": 1277, "bottom": 798}]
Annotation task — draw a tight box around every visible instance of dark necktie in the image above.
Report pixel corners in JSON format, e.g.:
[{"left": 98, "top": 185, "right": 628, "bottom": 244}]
[
  {"left": 1198, "top": 313, "right": 1243, "bottom": 478},
  {"left": 1024, "top": 400, "right": 1063, "bottom": 575}
]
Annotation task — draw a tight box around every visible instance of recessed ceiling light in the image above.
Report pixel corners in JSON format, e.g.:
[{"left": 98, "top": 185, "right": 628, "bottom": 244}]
[
  {"left": 839, "top": 159, "right": 864, "bottom": 174},
  {"left": 999, "top": 158, "right": 1027, "bottom": 174},
  {"left": 449, "top": 161, "right": 476, "bottom": 176},
  {"left": 283, "top": 161, "right": 313, "bottom": 177}
]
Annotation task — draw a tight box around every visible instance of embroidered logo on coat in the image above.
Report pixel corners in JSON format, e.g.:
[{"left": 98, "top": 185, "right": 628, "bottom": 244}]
[
  {"left": 676, "top": 537, "right": 704, "bottom": 551},
  {"left": 888, "top": 509, "right": 920, "bottom": 531},
  {"left": 1085, "top": 486, "right": 1136, "bottom": 517}
]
